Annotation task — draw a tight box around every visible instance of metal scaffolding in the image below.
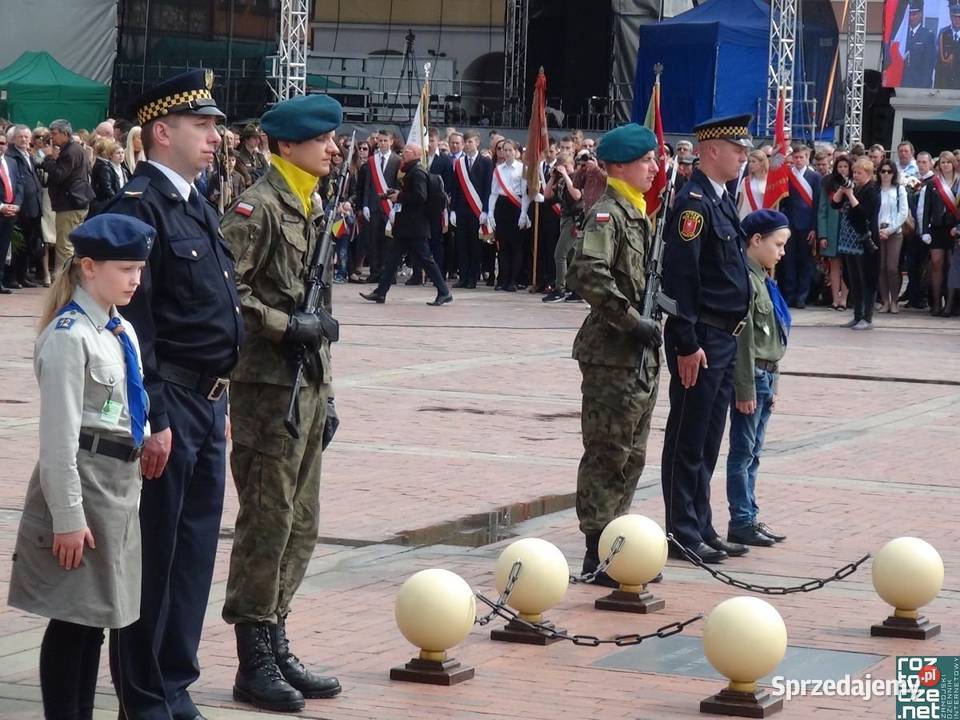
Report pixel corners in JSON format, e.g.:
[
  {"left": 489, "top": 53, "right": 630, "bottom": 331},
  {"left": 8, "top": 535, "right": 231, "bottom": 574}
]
[
  {"left": 269, "top": 0, "right": 309, "bottom": 101},
  {"left": 502, "top": 0, "right": 529, "bottom": 127},
  {"left": 842, "top": 0, "right": 867, "bottom": 146},
  {"left": 766, "top": 0, "right": 797, "bottom": 134}
]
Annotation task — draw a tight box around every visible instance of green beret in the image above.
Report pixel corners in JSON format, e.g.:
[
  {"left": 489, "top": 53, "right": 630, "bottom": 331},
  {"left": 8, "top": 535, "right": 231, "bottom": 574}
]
[
  {"left": 260, "top": 95, "right": 343, "bottom": 142},
  {"left": 596, "top": 123, "right": 657, "bottom": 163}
]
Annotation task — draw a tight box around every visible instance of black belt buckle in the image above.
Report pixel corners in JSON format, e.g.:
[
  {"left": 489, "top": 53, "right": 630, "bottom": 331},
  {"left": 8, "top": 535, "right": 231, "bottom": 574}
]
[
  {"left": 206, "top": 377, "right": 230, "bottom": 401},
  {"left": 731, "top": 319, "right": 747, "bottom": 337},
  {"left": 127, "top": 445, "right": 143, "bottom": 462}
]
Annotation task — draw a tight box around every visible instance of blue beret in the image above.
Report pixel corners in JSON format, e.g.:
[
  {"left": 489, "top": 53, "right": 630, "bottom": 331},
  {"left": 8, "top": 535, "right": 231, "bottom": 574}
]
[
  {"left": 596, "top": 123, "right": 658, "bottom": 163},
  {"left": 70, "top": 214, "right": 155, "bottom": 261},
  {"left": 260, "top": 95, "right": 343, "bottom": 142},
  {"left": 741, "top": 209, "right": 790, "bottom": 238}
]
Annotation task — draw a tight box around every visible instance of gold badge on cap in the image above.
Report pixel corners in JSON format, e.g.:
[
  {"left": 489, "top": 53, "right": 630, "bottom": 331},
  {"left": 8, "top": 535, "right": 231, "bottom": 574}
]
[{"left": 205, "top": 69, "right": 214, "bottom": 90}]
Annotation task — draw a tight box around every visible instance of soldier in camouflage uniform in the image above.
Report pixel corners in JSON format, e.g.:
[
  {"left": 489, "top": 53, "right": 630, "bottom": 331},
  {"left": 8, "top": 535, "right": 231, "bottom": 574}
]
[
  {"left": 219, "top": 95, "right": 344, "bottom": 712},
  {"left": 565, "top": 124, "right": 664, "bottom": 587},
  {"left": 236, "top": 123, "right": 267, "bottom": 187}
]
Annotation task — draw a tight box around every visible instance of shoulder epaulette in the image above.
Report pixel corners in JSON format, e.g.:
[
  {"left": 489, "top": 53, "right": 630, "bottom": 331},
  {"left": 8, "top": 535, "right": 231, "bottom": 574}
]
[
  {"left": 689, "top": 192, "right": 703, "bottom": 199},
  {"left": 122, "top": 176, "right": 151, "bottom": 198}
]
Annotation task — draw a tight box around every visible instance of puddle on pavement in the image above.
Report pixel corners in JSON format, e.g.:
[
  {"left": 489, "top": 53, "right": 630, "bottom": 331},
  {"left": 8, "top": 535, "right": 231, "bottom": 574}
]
[{"left": 390, "top": 492, "right": 576, "bottom": 547}]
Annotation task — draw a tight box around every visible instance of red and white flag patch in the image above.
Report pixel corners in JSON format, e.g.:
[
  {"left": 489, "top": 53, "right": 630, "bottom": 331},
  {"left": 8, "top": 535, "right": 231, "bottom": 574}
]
[
  {"left": 595, "top": 212, "right": 611, "bottom": 224},
  {"left": 235, "top": 202, "right": 255, "bottom": 217}
]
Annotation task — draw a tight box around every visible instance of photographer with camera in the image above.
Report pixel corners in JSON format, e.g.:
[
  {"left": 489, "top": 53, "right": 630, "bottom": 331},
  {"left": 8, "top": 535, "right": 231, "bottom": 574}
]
[{"left": 542, "top": 152, "right": 583, "bottom": 302}]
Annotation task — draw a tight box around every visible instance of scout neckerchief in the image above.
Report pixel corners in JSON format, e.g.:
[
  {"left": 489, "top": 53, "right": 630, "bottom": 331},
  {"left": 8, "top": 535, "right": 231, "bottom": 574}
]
[
  {"left": 272, "top": 155, "right": 319, "bottom": 217},
  {"left": 932, "top": 174, "right": 960, "bottom": 220},
  {"left": 764, "top": 277, "right": 792, "bottom": 346},
  {"left": 493, "top": 162, "right": 522, "bottom": 209},
  {"left": 606, "top": 177, "right": 647, "bottom": 215},
  {"left": 788, "top": 165, "right": 815, "bottom": 208},
  {"left": 57, "top": 301, "right": 147, "bottom": 446},
  {"left": 368, "top": 153, "right": 393, "bottom": 216}
]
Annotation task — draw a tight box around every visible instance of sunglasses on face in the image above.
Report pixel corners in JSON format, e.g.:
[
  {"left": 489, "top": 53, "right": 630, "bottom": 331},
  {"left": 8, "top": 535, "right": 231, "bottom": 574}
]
[{"left": 879, "top": 169, "right": 893, "bottom": 174}]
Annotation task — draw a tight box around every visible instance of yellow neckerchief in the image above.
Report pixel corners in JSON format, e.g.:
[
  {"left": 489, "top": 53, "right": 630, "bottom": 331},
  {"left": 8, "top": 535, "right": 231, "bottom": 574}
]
[
  {"left": 606, "top": 176, "right": 647, "bottom": 215},
  {"left": 271, "top": 155, "right": 319, "bottom": 216}
]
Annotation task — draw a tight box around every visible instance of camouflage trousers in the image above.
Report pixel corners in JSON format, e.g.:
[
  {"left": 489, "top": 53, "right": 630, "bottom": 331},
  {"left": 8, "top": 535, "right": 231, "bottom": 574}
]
[
  {"left": 222, "top": 380, "right": 330, "bottom": 624},
  {"left": 576, "top": 359, "right": 660, "bottom": 535}
]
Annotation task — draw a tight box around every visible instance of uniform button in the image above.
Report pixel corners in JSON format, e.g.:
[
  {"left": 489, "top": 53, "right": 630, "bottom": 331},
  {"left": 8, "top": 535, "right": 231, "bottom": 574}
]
[
  {"left": 223, "top": 271, "right": 229, "bottom": 278},
  {"left": 235, "top": 306, "right": 240, "bottom": 314},
  {"left": 109, "top": 377, "right": 115, "bottom": 384},
  {"left": 191, "top": 250, "right": 198, "bottom": 257}
]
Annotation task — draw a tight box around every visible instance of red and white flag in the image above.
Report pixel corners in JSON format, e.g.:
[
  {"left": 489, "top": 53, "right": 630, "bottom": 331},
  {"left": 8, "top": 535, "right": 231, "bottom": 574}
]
[
  {"left": 643, "top": 70, "right": 667, "bottom": 216},
  {"left": 763, "top": 88, "right": 790, "bottom": 209}
]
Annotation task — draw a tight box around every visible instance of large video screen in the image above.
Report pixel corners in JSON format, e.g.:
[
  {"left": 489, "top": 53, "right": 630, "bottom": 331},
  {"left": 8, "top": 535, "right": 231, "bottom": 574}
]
[{"left": 883, "top": 0, "right": 960, "bottom": 89}]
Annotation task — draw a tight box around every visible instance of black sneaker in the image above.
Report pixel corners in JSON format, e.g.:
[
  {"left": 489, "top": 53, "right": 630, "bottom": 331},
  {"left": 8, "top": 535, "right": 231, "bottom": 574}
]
[
  {"left": 563, "top": 291, "right": 584, "bottom": 303},
  {"left": 541, "top": 290, "right": 565, "bottom": 303}
]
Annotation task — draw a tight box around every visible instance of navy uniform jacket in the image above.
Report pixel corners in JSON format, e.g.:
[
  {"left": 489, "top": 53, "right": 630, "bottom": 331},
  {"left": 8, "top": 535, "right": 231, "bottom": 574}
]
[
  {"left": 450, "top": 153, "right": 493, "bottom": 218},
  {"left": 782, "top": 166, "right": 821, "bottom": 232},
  {"left": 662, "top": 168, "right": 751, "bottom": 357},
  {"left": 429, "top": 152, "right": 454, "bottom": 197},
  {"left": 106, "top": 161, "right": 244, "bottom": 432},
  {"left": 5, "top": 148, "right": 39, "bottom": 219},
  {"left": 935, "top": 26, "right": 960, "bottom": 90},
  {"left": 904, "top": 24, "right": 937, "bottom": 88}
]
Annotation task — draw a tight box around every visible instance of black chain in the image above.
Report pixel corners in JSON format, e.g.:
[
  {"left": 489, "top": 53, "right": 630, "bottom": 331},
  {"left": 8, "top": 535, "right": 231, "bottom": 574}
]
[
  {"left": 665, "top": 534, "right": 870, "bottom": 594},
  {"left": 476, "top": 592, "right": 702, "bottom": 646},
  {"left": 475, "top": 560, "right": 523, "bottom": 626},
  {"left": 569, "top": 535, "right": 625, "bottom": 584}
]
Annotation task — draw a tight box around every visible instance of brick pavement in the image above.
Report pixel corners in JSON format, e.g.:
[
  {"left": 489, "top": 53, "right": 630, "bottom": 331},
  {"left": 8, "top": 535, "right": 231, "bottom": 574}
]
[{"left": 0, "top": 285, "right": 958, "bottom": 719}]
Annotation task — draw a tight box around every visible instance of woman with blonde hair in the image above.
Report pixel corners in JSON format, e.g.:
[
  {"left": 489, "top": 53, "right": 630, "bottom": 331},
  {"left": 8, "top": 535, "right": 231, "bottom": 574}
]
[
  {"left": 91, "top": 138, "right": 128, "bottom": 216},
  {"left": 124, "top": 126, "right": 146, "bottom": 175},
  {"left": 918, "top": 150, "right": 960, "bottom": 315},
  {"left": 737, "top": 149, "right": 768, "bottom": 219},
  {"left": 832, "top": 157, "right": 880, "bottom": 330}
]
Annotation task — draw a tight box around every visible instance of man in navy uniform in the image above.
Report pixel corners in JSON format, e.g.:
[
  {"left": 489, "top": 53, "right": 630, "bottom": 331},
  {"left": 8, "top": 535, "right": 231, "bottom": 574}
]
[
  {"left": 106, "top": 69, "right": 244, "bottom": 720},
  {"left": 778, "top": 143, "right": 820, "bottom": 308},
  {"left": 902, "top": 0, "right": 936, "bottom": 88},
  {"left": 935, "top": 2, "right": 960, "bottom": 89},
  {"left": 660, "top": 115, "right": 753, "bottom": 564}
]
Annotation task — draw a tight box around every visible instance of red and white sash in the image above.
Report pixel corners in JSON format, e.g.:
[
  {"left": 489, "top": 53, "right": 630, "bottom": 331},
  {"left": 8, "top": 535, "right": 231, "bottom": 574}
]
[
  {"left": 455, "top": 155, "right": 484, "bottom": 219},
  {"left": 932, "top": 176, "right": 960, "bottom": 220},
  {"left": 368, "top": 154, "right": 393, "bottom": 216},
  {"left": 788, "top": 167, "right": 814, "bottom": 208},
  {"left": 493, "top": 165, "right": 522, "bottom": 209},
  {"left": 743, "top": 177, "right": 765, "bottom": 212}
]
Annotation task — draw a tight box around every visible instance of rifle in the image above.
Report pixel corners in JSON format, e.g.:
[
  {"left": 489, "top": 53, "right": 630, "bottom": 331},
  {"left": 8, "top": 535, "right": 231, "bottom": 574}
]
[
  {"left": 284, "top": 130, "right": 356, "bottom": 438},
  {"left": 640, "top": 158, "right": 680, "bottom": 372}
]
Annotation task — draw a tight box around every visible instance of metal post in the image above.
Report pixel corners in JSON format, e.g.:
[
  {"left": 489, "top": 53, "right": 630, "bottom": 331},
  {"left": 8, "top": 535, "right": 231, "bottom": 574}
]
[
  {"left": 843, "top": 0, "right": 867, "bottom": 146},
  {"left": 766, "top": 0, "right": 797, "bottom": 134},
  {"left": 503, "top": 0, "right": 529, "bottom": 126}
]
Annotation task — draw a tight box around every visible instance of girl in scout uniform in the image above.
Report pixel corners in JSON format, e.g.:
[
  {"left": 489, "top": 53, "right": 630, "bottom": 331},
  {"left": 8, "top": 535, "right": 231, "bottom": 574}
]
[
  {"left": 7, "top": 213, "right": 153, "bottom": 720},
  {"left": 725, "top": 210, "right": 791, "bottom": 549}
]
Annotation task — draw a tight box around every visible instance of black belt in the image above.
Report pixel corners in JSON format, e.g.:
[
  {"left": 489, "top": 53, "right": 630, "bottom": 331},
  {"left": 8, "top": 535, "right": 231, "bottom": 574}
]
[
  {"left": 158, "top": 361, "right": 230, "bottom": 401},
  {"left": 755, "top": 358, "right": 779, "bottom": 373},
  {"left": 698, "top": 310, "right": 748, "bottom": 337},
  {"left": 79, "top": 432, "right": 142, "bottom": 462}
]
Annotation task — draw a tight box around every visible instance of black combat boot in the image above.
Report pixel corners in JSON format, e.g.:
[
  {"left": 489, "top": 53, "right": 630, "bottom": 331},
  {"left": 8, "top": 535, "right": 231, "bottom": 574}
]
[
  {"left": 233, "top": 623, "right": 305, "bottom": 712},
  {"left": 582, "top": 532, "right": 619, "bottom": 588},
  {"left": 270, "top": 616, "right": 342, "bottom": 699}
]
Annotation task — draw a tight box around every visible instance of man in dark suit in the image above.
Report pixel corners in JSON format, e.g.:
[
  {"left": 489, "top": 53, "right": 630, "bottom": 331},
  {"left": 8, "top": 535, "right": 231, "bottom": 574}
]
[
  {"left": 362, "top": 129, "right": 400, "bottom": 283},
  {"left": 6, "top": 124, "right": 42, "bottom": 288},
  {"left": 903, "top": 0, "right": 936, "bottom": 88},
  {"left": 449, "top": 129, "right": 492, "bottom": 288},
  {"left": 935, "top": 3, "right": 960, "bottom": 89},
  {"left": 0, "top": 132, "right": 24, "bottom": 293},
  {"left": 778, "top": 143, "right": 821, "bottom": 308},
  {"left": 360, "top": 143, "right": 452, "bottom": 306},
  {"left": 426, "top": 127, "right": 453, "bottom": 277}
]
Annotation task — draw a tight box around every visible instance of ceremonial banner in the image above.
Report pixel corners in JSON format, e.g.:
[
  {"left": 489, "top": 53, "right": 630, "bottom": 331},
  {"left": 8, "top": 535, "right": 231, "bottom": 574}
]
[{"left": 763, "top": 88, "right": 790, "bottom": 209}]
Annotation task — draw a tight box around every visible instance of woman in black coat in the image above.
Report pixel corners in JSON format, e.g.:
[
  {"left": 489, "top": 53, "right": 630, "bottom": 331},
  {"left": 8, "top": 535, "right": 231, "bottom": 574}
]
[
  {"left": 89, "top": 139, "right": 128, "bottom": 216},
  {"left": 832, "top": 157, "right": 880, "bottom": 329}
]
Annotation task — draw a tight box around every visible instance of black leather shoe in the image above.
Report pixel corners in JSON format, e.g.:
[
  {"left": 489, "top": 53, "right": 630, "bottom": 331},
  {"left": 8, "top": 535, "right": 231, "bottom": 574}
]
[
  {"left": 453, "top": 281, "right": 469, "bottom": 288},
  {"left": 502, "top": 284, "right": 517, "bottom": 292},
  {"left": 270, "top": 617, "right": 342, "bottom": 699},
  {"left": 466, "top": 281, "right": 477, "bottom": 289},
  {"left": 485, "top": 276, "right": 496, "bottom": 286},
  {"left": 405, "top": 277, "right": 422, "bottom": 286},
  {"left": 756, "top": 521, "right": 786, "bottom": 542},
  {"left": 0, "top": 286, "right": 11, "bottom": 294},
  {"left": 427, "top": 293, "right": 453, "bottom": 306},
  {"left": 359, "top": 291, "right": 385, "bottom": 303},
  {"left": 18, "top": 278, "right": 37, "bottom": 288},
  {"left": 233, "top": 623, "right": 305, "bottom": 712},
  {"left": 668, "top": 541, "right": 727, "bottom": 564},
  {"left": 706, "top": 536, "right": 749, "bottom": 557},
  {"left": 727, "top": 525, "right": 775, "bottom": 547}
]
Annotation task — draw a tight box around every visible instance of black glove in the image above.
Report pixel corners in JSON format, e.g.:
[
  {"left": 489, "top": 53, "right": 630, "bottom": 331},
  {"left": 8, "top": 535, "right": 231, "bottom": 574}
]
[
  {"left": 284, "top": 311, "right": 325, "bottom": 349},
  {"left": 635, "top": 317, "right": 663, "bottom": 349},
  {"left": 322, "top": 397, "right": 339, "bottom": 450}
]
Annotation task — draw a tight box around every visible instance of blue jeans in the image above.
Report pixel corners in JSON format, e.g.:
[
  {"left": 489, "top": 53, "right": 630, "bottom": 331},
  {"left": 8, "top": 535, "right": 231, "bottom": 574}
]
[
  {"left": 335, "top": 236, "right": 349, "bottom": 280},
  {"left": 725, "top": 368, "right": 775, "bottom": 530}
]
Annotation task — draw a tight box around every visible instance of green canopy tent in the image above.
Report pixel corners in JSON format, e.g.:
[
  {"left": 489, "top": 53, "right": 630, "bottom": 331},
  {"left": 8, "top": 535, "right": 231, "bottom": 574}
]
[
  {"left": 902, "top": 107, "right": 960, "bottom": 156},
  {"left": 0, "top": 51, "right": 109, "bottom": 131}
]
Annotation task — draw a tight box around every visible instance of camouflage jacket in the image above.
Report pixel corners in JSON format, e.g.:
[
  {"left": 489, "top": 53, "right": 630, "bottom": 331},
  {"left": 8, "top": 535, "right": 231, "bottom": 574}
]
[
  {"left": 221, "top": 166, "right": 332, "bottom": 386},
  {"left": 566, "top": 185, "right": 654, "bottom": 367}
]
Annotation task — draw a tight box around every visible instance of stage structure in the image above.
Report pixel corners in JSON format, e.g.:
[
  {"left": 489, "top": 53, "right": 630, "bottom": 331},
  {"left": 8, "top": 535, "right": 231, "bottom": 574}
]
[
  {"left": 843, "top": 0, "right": 868, "bottom": 145},
  {"left": 766, "top": 0, "right": 797, "bottom": 135},
  {"left": 503, "top": 0, "right": 530, "bottom": 127},
  {"left": 269, "top": 0, "right": 309, "bottom": 101}
]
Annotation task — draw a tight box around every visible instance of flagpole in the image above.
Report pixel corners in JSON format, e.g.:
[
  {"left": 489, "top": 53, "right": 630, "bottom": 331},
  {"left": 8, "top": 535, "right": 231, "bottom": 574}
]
[
  {"left": 422, "top": 63, "right": 431, "bottom": 167},
  {"left": 531, "top": 202, "right": 540, "bottom": 291}
]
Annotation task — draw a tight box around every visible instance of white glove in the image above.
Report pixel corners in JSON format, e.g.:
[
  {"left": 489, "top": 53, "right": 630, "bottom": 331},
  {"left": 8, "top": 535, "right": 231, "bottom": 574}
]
[
  {"left": 450, "top": 211, "right": 457, "bottom": 227},
  {"left": 487, "top": 215, "right": 497, "bottom": 232},
  {"left": 922, "top": 233, "right": 932, "bottom": 245},
  {"left": 518, "top": 215, "right": 531, "bottom": 230},
  {"left": 534, "top": 192, "right": 544, "bottom": 203},
  {"left": 479, "top": 212, "right": 489, "bottom": 225},
  {"left": 362, "top": 206, "right": 370, "bottom": 221}
]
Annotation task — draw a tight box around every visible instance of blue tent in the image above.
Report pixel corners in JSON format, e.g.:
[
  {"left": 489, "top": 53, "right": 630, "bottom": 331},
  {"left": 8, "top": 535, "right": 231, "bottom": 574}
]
[{"left": 632, "top": 0, "right": 838, "bottom": 136}]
